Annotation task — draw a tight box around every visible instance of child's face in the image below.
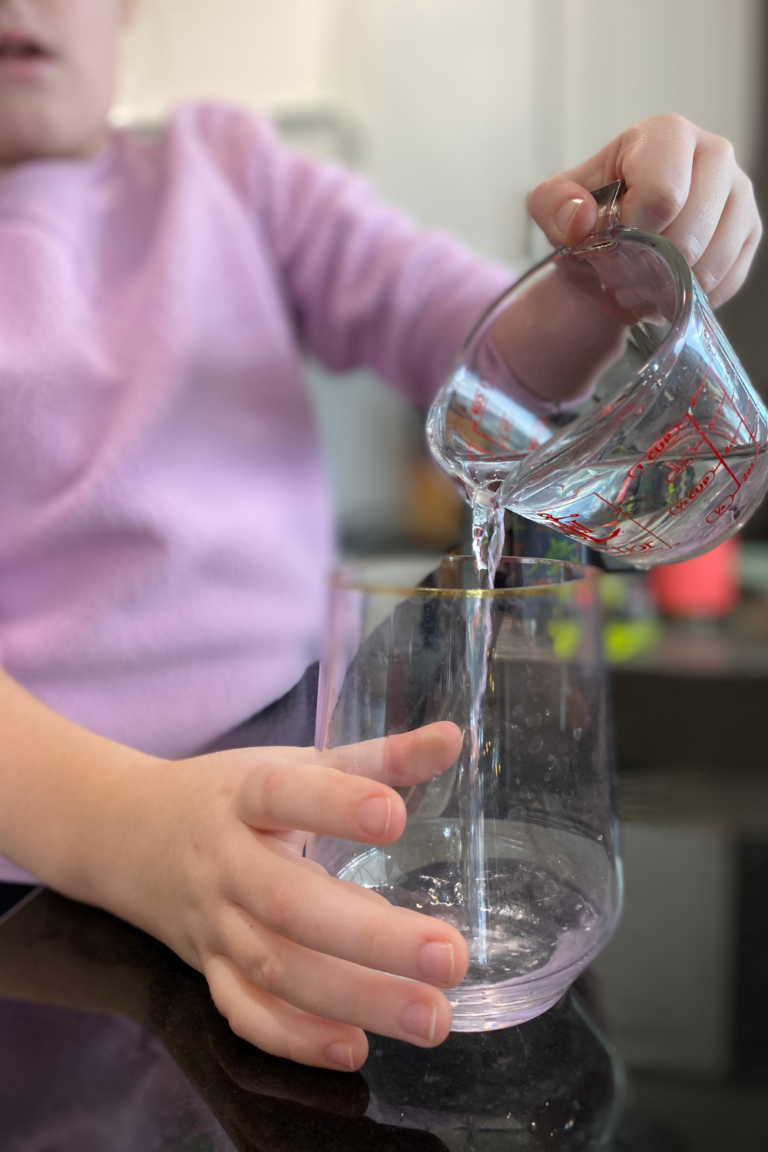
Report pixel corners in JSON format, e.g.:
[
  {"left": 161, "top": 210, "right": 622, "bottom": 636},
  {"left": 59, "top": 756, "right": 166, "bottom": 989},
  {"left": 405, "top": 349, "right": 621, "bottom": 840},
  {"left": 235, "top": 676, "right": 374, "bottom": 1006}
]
[{"left": 0, "top": 0, "right": 132, "bottom": 166}]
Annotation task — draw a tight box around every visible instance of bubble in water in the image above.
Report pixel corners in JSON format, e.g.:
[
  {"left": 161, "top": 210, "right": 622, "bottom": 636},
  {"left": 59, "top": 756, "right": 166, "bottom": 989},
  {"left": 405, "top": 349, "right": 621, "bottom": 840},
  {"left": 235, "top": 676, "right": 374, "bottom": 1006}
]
[
  {"left": 573, "top": 727, "right": 583, "bottom": 741},
  {"left": 526, "top": 712, "right": 542, "bottom": 728},
  {"left": 529, "top": 736, "right": 544, "bottom": 753},
  {"left": 513, "top": 704, "right": 524, "bottom": 718}
]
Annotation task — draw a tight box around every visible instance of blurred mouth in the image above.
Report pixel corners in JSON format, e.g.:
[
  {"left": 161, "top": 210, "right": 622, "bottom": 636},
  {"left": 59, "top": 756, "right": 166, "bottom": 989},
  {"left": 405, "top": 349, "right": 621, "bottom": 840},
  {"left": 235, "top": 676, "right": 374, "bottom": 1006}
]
[{"left": 0, "top": 33, "right": 55, "bottom": 77}]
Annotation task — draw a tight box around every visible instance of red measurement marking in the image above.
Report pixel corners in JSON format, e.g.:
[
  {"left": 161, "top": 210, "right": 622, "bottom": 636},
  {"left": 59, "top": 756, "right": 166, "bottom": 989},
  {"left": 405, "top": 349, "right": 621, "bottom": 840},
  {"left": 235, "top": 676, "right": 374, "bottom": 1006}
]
[
  {"left": 595, "top": 493, "right": 673, "bottom": 549},
  {"left": 707, "top": 391, "right": 726, "bottom": 435},
  {"left": 689, "top": 370, "right": 711, "bottom": 409},
  {"left": 686, "top": 411, "right": 740, "bottom": 489},
  {"left": 667, "top": 456, "right": 691, "bottom": 482},
  {"left": 465, "top": 388, "right": 525, "bottom": 457},
  {"left": 723, "top": 427, "right": 741, "bottom": 458},
  {"left": 706, "top": 494, "right": 734, "bottom": 523},
  {"left": 719, "top": 378, "right": 760, "bottom": 451},
  {"left": 470, "top": 388, "right": 487, "bottom": 422},
  {"left": 604, "top": 539, "right": 664, "bottom": 556},
  {"left": 628, "top": 422, "right": 684, "bottom": 479},
  {"left": 670, "top": 468, "right": 716, "bottom": 515},
  {"left": 539, "top": 512, "right": 621, "bottom": 547}
]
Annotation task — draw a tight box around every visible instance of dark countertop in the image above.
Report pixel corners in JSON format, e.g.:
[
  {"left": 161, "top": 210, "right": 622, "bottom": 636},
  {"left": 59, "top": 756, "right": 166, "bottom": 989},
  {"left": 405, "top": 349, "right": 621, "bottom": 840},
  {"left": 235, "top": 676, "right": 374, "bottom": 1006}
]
[{"left": 1, "top": 610, "right": 767, "bottom": 1150}]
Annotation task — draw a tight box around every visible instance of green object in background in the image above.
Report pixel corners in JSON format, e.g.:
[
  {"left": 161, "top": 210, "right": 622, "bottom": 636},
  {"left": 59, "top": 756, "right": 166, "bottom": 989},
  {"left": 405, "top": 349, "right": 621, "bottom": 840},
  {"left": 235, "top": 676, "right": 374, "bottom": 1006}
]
[
  {"left": 599, "top": 573, "right": 662, "bottom": 663},
  {"left": 603, "top": 618, "right": 663, "bottom": 664},
  {"left": 548, "top": 620, "right": 583, "bottom": 660}
]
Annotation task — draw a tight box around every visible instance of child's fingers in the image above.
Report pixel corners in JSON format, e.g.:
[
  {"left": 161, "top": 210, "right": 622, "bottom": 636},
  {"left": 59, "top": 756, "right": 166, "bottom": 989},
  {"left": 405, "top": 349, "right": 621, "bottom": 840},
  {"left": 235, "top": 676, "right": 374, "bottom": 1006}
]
[
  {"left": 244, "top": 722, "right": 462, "bottom": 788},
  {"left": 238, "top": 757, "right": 408, "bottom": 843},
  {"left": 707, "top": 229, "right": 762, "bottom": 311},
  {"left": 227, "top": 839, "right": 469, "bottom": 988},
  {"left": 612, "top": 114, "right": 698, "bottom": 234},
  {"left": 321, "top": 721, "right": 463, "bottom": 786},
  {"left": 685, "top": 176, "right": 761, "bottom": 301},
  {"left": 528, "top": 177, "right": 598, "bottom": 248},
  {"left": 656, "top": 135, "right": 735, "bottom": 270},
  {"left": 206, "top": 953, "right": 369, "bottom": 1071},
  {"left": 211, "top": 913, "right": 456, "bottom": 1054}
]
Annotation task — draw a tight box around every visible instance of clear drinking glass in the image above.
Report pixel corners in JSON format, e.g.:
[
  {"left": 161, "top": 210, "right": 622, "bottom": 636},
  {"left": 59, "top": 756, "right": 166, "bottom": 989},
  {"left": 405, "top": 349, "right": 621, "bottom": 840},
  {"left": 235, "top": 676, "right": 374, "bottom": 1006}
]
[{"left": 309, "top": 556, "right": 622, "bottom": 1031}]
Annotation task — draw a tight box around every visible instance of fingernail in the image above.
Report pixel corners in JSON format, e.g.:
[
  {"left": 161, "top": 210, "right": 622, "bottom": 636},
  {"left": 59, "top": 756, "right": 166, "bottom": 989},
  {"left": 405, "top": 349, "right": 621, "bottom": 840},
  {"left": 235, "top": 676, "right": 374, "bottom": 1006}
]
[
  {"left": 326, "top": 1041, "right": 355, "bottom": 1071},
  {"left": 418, "top": 941, "right": 455, "bottom": 985},
  {"left": 401, "top": 1001, "right": 438, "bottom": 1043},
  {"left": 556, "top": 197, "right": 584, "bottom": 237},
  {"left": 358, "top": 796, "right": 391, "bottom": 837}
]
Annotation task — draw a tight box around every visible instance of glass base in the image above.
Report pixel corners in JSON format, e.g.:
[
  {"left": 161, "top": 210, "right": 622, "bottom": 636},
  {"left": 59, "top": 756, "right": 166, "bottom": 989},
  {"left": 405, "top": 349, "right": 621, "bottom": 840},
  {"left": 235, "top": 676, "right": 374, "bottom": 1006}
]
[
  {"left": 447, "top": 946, "right": 596, "bottom": 1032},
  {"left": 449, "top": 986, "right": 563, "bottom": 1032}
]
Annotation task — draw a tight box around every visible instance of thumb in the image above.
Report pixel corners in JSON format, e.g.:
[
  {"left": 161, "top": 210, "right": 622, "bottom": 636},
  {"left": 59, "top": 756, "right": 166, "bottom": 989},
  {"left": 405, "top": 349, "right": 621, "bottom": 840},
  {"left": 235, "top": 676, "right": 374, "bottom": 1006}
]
[{"left": 529, "top": 176, "right": 599, "bottom": 249}]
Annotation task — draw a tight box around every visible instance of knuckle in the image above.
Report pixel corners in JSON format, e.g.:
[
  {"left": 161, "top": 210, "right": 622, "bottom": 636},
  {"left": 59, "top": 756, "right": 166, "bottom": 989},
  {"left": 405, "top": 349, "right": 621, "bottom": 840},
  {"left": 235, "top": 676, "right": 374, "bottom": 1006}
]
[
  {"left": 645, "top": 182, "right": 686, "bottom": 226},
  {"left": 709, "top": 134, "right": 735, "bottom": 166},
  {"left": 659, "top": 111, "right": 693, "bottom": 136},
  {"left": 254, "top": 948, "right": 286, "bottom": 999}
]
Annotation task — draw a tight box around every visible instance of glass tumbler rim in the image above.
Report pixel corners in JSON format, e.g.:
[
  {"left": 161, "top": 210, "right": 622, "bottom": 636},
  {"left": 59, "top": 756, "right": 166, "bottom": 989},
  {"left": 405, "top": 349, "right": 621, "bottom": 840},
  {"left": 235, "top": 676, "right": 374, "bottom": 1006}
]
[{"left": 331, "top": 555, "right": 602, "bottom": 599}]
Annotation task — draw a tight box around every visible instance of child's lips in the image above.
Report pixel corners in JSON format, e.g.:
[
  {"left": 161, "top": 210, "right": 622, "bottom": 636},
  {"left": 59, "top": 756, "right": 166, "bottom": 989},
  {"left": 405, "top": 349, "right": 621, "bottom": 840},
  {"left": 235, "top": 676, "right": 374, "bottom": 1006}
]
[{"left": 0, "top": 33, "right": 55, "bottom": 77}]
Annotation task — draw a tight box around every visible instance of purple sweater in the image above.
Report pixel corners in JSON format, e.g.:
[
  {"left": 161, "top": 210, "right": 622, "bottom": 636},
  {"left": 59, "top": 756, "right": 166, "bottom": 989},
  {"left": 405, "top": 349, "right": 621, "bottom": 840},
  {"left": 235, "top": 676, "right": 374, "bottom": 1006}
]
[{"left": 0, "top": 103, "right": 509, "bottom": 877}]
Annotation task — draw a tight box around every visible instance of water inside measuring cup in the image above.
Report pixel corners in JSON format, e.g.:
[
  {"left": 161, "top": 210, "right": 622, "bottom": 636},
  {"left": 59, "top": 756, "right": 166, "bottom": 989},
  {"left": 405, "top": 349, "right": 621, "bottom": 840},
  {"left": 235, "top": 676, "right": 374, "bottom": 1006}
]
[{"left": 508, "top": 442, "right": 768, "bottom": 565}]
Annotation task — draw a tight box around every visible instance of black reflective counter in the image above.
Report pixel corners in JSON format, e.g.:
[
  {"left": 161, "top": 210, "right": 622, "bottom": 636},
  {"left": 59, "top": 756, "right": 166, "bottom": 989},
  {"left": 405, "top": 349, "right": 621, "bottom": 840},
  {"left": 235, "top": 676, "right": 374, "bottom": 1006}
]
[{"left": 1, "top": 773, "right": 766, "bottom": 1150}]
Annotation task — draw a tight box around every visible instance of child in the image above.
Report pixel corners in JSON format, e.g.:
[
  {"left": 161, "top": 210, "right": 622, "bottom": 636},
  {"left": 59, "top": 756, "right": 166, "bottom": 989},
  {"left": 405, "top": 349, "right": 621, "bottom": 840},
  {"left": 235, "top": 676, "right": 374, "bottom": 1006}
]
[{"left": 0, "top": 0, "right": 761, "bottom": 1072}]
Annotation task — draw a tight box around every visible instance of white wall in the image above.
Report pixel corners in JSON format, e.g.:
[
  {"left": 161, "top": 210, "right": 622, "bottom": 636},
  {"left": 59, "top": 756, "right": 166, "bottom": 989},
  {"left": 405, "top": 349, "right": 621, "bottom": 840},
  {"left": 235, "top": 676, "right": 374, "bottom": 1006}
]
[{"left": 119, "top": 0, "right": 341, "bottom": 119}]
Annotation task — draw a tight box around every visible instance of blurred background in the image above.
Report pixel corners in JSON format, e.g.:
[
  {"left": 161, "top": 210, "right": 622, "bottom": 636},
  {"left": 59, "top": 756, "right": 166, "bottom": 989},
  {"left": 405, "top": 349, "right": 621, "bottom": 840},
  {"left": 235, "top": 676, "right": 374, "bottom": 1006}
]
[{"left": 116, "top": 0, "right": 766, "bottom": 553}]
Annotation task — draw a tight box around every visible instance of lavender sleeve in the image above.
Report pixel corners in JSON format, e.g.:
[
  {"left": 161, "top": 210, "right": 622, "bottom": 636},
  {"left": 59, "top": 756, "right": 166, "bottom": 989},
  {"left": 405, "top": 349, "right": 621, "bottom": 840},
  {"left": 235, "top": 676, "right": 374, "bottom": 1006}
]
[{"left": 245, "top": 117, "right": 512, "bottom": 409}]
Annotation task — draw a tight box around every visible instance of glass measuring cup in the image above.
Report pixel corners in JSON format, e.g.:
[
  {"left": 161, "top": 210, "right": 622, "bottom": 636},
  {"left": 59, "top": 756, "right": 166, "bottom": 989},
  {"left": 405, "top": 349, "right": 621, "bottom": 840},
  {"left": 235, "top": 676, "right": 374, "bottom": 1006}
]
[{"left": 428, "top": 182, "right": 768, "bottom": 565}]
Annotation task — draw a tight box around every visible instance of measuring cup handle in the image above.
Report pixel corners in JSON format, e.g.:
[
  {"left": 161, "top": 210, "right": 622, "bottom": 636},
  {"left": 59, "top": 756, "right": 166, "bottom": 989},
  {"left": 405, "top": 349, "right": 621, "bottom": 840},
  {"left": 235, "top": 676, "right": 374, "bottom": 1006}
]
[{"left": 590, "top": 179, "right": 626, "bottom": 231}]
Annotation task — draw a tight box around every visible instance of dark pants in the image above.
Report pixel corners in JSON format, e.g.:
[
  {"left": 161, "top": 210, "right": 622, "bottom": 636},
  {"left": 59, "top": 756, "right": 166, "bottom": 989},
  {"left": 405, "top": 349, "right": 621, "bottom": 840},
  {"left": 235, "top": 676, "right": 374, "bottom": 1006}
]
[{"left": 202, "top": 664, "right": 320, "bottom": 754}]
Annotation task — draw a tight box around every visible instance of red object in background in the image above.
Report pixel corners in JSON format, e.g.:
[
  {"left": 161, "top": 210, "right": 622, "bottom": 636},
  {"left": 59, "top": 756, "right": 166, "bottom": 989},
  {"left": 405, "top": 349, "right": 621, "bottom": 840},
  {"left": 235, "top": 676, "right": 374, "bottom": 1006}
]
[{"left": 648, "top": 537, "right": 742, "bottom": 618}]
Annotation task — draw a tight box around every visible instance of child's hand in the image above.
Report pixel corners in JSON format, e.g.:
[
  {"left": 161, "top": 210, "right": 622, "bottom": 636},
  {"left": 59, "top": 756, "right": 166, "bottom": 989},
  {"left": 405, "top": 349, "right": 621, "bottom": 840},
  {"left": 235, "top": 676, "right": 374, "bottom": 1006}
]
[
  {"left": 113, "top": 722, "right": 467, "bottom": 1072},
  {"left": 529, "top": 114, "right": 762, "bottom": 308}
]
